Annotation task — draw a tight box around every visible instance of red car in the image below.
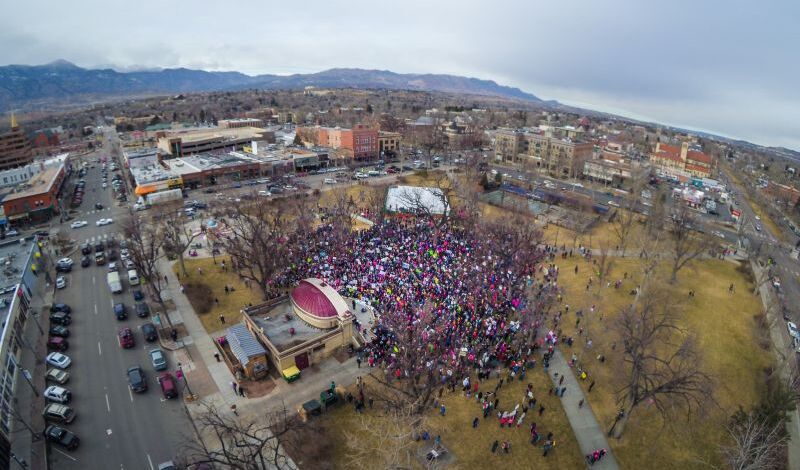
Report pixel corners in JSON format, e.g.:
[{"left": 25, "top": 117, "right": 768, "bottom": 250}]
[
  {"left": 117, "top": 327, "right": 134, "bottom": 349},
  {"left": 158, "top": 373, "right": 178, "bottom": 399}
]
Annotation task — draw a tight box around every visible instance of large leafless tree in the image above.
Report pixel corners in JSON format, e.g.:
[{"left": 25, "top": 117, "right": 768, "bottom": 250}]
[
  {"left": 719, "top": 410, "right": 789, "bottom": 470},
  {"left": 158, "top": 207, "right": 201, "bottom": 277},
  {"left": 123, "top": 214, "right": 170, "bottom": 325},
  {"left": 609, "top": 285, "right": 712, "bottom": 438},
  {"left": 666, "top": 205, "right": 717, "bottom": 282},
  {"left": 221, "top": 200, "right": 293, "bottom": 300},
  {"left": 179, "top": 402, "right": 302, "bottom": 470}
]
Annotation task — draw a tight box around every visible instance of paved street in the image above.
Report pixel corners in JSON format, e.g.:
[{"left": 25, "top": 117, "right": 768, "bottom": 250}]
[{"left": 46, "top": 133, "right": 193, "bottom": 469}]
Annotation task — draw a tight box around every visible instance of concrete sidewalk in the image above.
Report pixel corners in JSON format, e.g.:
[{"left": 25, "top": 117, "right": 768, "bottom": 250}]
[{"left": 548, "top": 348, "right": 620, "bottom": 470}]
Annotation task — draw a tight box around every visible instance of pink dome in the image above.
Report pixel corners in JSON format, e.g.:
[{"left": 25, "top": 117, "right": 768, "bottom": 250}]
[{"left": 291, "top": 280, "right": 338, "bottom": 318}]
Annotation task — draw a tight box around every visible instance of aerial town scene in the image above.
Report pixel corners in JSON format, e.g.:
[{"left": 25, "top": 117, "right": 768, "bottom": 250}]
[{"left": 0, "top": 1, "right": 797, "bottom": 469}]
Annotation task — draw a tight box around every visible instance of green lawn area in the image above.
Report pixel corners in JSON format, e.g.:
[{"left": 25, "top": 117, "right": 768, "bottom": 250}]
[
  {"left": 552, "top": 255, "right": 772, "bottom": 469},
  {"left": 173, "top": 255, "right": 263, "bottom": 333},
  {"left": 322, "top": 368, "right": 583, "bottom": 469}
]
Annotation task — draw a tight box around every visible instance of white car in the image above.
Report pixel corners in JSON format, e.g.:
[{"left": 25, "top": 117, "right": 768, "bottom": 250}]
[
  {"left": 5, "top": 229, "right": 19, "bottom": 237},
  {"left": 712, "top": 231, "right": 726, "bottom": 239},
  {"left": 323, "top": 178, "right": 337, "bottom": 184},
  {"left": 96, "top": 218, "right": 113, "bottom": 226},
  {"left": 258, "top": 190, "right": 272, "bottom": 197},
  {"left": 755, "top": 224, "right": 762, "bottom": 232},
  {"left": 102, "top": 183, "right": 107, "bottom": 188},
  {"left": 57, "top": 258, "right": 74, "bottom": 267},
  {"left": 608, "top": 200, "right": 621, "bottom": 208},
  {"left": 44, "top": 386, "right": 72, "bottom": 404},
  {"left": 56, "top": 276, "right": 67, "bottom": 289},
  {"left": 755, "top": 215, "right": 761, "bottom": 221},
  {"left": 46, "top": 352, "right": 72, "bottom": 369},
  {"left": 788, "top": 322, "right": 800, "bottom": 339},
  {"left": 70, "top": 221, "right": 88, "bottom": 229},
  {"left": 355, "top": 172, "right": 368, "bottom": 179}
]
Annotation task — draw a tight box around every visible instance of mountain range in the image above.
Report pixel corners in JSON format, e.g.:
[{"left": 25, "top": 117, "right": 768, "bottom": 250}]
[{"left": 0, "top": 60, "right": 542, "bottom": 110}]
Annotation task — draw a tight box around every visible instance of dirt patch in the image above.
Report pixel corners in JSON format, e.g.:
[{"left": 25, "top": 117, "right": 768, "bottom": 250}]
[
  {"left": 184, "top": 281, "right": 214, "bottom": 314},
  {"left": 239, "top": 377, "right": 276, "bottom": 399}
]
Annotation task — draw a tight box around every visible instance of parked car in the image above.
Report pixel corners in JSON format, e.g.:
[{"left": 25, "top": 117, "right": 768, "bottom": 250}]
[
  {"left": 44, "top": 424, "right": 80, "bottom": 450},
  {"left": 94, "top": 252, "right": 106, "bottom": 265},
  {"left": 788, "top": 321, "right": 800, "bottom": 339},
  {"left": 94, "top": 241, "right": 105, "bottom": 252},
  {"left": 81, "top": 243, "right": 92, "bottom": 255},
  {"left": 107, "top": 250, "right": 118, "bottom": 261},
  {"left": 141, "top": 322, "right": 158, "bottom": 342},
  {"left": 127, "top": 366, "right": 147, "bottom": 393},
  {"left": 44, "top": 386, "right": 72, "bottom": 404},
  {"left": 70, "top": 220, "right": 88, "bottom": 229},
  {"left": 133, "top": 289, "right": 144, "bottom": 301},
  {"left": 50, "top": 303, "right": 72, "bottom": 314},
  {"left": 96, "top": 218, "right": 113, "bottom": 226},
  {"left": 149, "top": 349, "right": 167, "bottom": 371},
  {"left": 113, "top": 303, "right": 127, "bottom": 320},
  {"left": 56, "top": 260, "right": 73, "bottom": 273},
  {"left": 158, "top": 373, "right": 178, "bottom": 399},
  {"left": 46, "top": 352, "right": 72, "bottom": 369},
  {"left": 42, "top": 404, "right": 76, "bottom": 424},
  {"left": 47, "top": 337, "right": 69, "bottom": 351},
  {"left": 49, "top": 326, "right": 69, "bottom": 337},
  {"left": 108, "top": 262, "right": 119, "bottom": 272},
  {"left": 49, "top": 312, "right": 71, "bottom": 326},
  {"left": 81, "top": 256, "right": 91, "bottom": 268},
  {"left": 56, "top": 276, "right": 67, "bottom": 289},
  {"left": 135, "top": 302, "right": 150, "bottom": 318},
  {"left": 94, "top": 203, "right": 103, "bottom": 210},
  {"left": 46, "top": 368, "right": 70, "bottom": 384},
  {"left": 118, "top": 327, "right": 135, "bottom": 348}
]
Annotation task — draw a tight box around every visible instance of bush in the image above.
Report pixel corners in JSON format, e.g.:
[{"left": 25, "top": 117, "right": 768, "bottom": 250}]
[{"left": 184, "top": 281, "right": 214, "bottom": 314}]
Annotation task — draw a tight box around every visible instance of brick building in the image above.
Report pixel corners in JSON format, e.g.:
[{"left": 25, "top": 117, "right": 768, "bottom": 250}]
[
  {"left": 764, "top": 181, "right": 800, "bottom": 206},
  {"left": 493, "top": 128, "right": 593, "bottom": 178},
  {"left": 0, "top": 115, "right": 33, "bottom": 171},
  {"left": 296, "top": 124, "right": 379, "bottom": 161},
  {"left": 1, "top": 164, "right": 66, "bottom": 224},
  {"left": 650, "top": 142, "right": 713, "bottom": 180}
]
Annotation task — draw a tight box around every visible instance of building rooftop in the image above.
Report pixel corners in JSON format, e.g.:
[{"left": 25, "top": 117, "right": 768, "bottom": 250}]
[
  {"left": 2, "top": 166, "right": 62, "bottom": 201},
  {"left": 226, "top": 324, "right": 266, "bottom": 367},
  {"left": 250, "top": 300, "right": 329, "bottom": 352},
  {"left": 163, "top": 126, "right": 266, "bottom": 144},
  {"left": 0, "top": 239, "right": 34, "bottom": 292}
]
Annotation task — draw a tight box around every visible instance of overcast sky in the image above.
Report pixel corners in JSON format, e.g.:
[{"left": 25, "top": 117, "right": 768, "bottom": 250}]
[{"left": 2, "top": 0, "right": 798, "bottom": 149}]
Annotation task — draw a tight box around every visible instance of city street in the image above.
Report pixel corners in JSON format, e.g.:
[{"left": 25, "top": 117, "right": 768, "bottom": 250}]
[{"left": 47, "top": 135, "right": 193, "bottom": 469}]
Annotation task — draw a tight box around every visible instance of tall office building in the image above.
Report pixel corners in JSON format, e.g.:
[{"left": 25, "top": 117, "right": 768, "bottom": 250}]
[{"left": 0, "top": 114, "right": 33, "bottom": 171}]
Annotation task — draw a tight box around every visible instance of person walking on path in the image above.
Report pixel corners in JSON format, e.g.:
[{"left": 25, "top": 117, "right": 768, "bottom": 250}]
[
  {"left": 230, "top": 381, "right": 237, "bottom": 394},
  {"left": 578, "top": 399, "right": 584, "bottom": 409},
  {"left": 238, "top": 385, "right": 246, "bottom": 397},
  {"left": 588, "top": 380, "right": 595, "bottom": 392},
  {"left": 214, "top": 352, "right": 221, "bottom": 362},
  {"left": 491, "top": 440, "right": 499, "bottom": 453},
  {"left": 440, "top": 404, "right": 446, "bottom": 416},
  {"left": 230, "top": 404, "right": 238, "bottom": 416},
  {"left": 219, "top": 313, "right": 225, "bottom": 324},
  {"left": 357, "top": 357, "right": 362, "bottom": 368},
  {"left": 472, "top": 417, "right": 479, "bottom": 428}
]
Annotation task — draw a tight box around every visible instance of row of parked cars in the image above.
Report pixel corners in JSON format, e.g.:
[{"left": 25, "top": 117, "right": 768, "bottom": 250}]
[{"left": 44, "top": 301, "right": 79, "bottom": 451}]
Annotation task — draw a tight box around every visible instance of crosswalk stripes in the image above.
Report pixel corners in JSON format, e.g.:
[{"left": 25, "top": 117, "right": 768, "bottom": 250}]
[{"left": 82, "top": 232, "right": 120, "bottom": 245}]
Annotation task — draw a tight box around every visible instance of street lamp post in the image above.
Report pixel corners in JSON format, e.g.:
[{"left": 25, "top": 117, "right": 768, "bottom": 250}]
[{"left": 177, "top": 362, "right": 194, "bottom": 399}]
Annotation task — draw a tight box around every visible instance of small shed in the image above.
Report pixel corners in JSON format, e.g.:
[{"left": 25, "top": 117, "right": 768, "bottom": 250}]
[{"left": 227, "top": 324, "right": 269, "bottom": 379}]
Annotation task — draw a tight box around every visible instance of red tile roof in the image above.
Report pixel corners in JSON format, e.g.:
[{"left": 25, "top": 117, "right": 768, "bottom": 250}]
[
  {"left": 685, "top": 163, "right": 710, "bottom": 174},
  {"left": 687, "top": 150, "right": 712, "bottom": 165},
  {"left": 291, "top": 280, "right": 338, "bottom": 318}
]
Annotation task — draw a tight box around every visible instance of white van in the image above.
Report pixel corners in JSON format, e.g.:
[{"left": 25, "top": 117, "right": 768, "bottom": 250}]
[{"left": 127, "top": 270, "right": 140, "bottom": 286}]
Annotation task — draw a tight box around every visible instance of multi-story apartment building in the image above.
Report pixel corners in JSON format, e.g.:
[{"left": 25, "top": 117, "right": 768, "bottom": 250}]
[
  {"left": 0, "top": 115, "right": 33, "bottom": 171},
  {"left": 650, "top": 142, "right": 713, "bottom": 180},
  {"left": 296, "top": 124, "right": 379, "bottom": 161},
  {"left": 494, "top": 128, "right": 592, "bottom": 178}
]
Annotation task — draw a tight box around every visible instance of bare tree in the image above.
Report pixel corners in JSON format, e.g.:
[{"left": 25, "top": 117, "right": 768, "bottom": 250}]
[
  {"left": 666, "top": 205, "right": 716, "bottom": 283},
  {"left": 123, "top": 215, "right": 170, "bottom": 325},
  {"left": 609, "top": 181, "right": 644, "bottom": 257},
  {"left": 391, "top": 184, "right": 451, "bottom": 229},
  {"left": 344, "top": 406, "right": 424, "bottom": 470},
  {"left": 594, "top": 243, "right": 614, "bottom": 295},
  {"left": 180, "top": 402, "right": 300, "bottom": 470},
  {"left": 609, "top": 285, "right": 712, "bottom": 439},
  {"left": 221, "top": 200, "right": 292, "bottom": 300},
  {"left": 159, "top": 207, "right": 201, "bottom": 277},
  {"left": 719, "top": 410, "right": 789, "bottom": 470}
]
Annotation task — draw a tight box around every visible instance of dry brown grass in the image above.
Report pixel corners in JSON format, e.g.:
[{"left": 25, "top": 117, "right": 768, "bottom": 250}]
[
  {"left": 174, "top": 255, "right": 263, "bottom": 333},
  {"left": 552, "top": 255, "right": 771, "bottom": 469},
  {"left": 321, "top": 369, "right": 583, "bottom": 469}
]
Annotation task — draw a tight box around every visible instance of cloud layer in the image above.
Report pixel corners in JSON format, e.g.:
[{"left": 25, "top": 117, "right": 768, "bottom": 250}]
[{"left": 2, "top": 0, "right": 798, "bottom": 149}]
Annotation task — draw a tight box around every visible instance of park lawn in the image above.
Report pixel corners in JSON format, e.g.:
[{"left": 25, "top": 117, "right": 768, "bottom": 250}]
[
  {"left": 552, "top": 255, "right": 772, "bottom": 469},
  {"left": 322, "top": 368, "right": 583, "bottom": 470},
  {"left": 173, "top": 255, "right": 263, "bottom": 333}
]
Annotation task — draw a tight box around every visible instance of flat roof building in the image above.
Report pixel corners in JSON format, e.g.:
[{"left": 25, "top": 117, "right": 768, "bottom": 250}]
[
  {"left": 1, "top": 164, "right": 66, "bottom": 224},
  {"left": 157, "top": 127, "right": 271, "bottom": 157}
]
